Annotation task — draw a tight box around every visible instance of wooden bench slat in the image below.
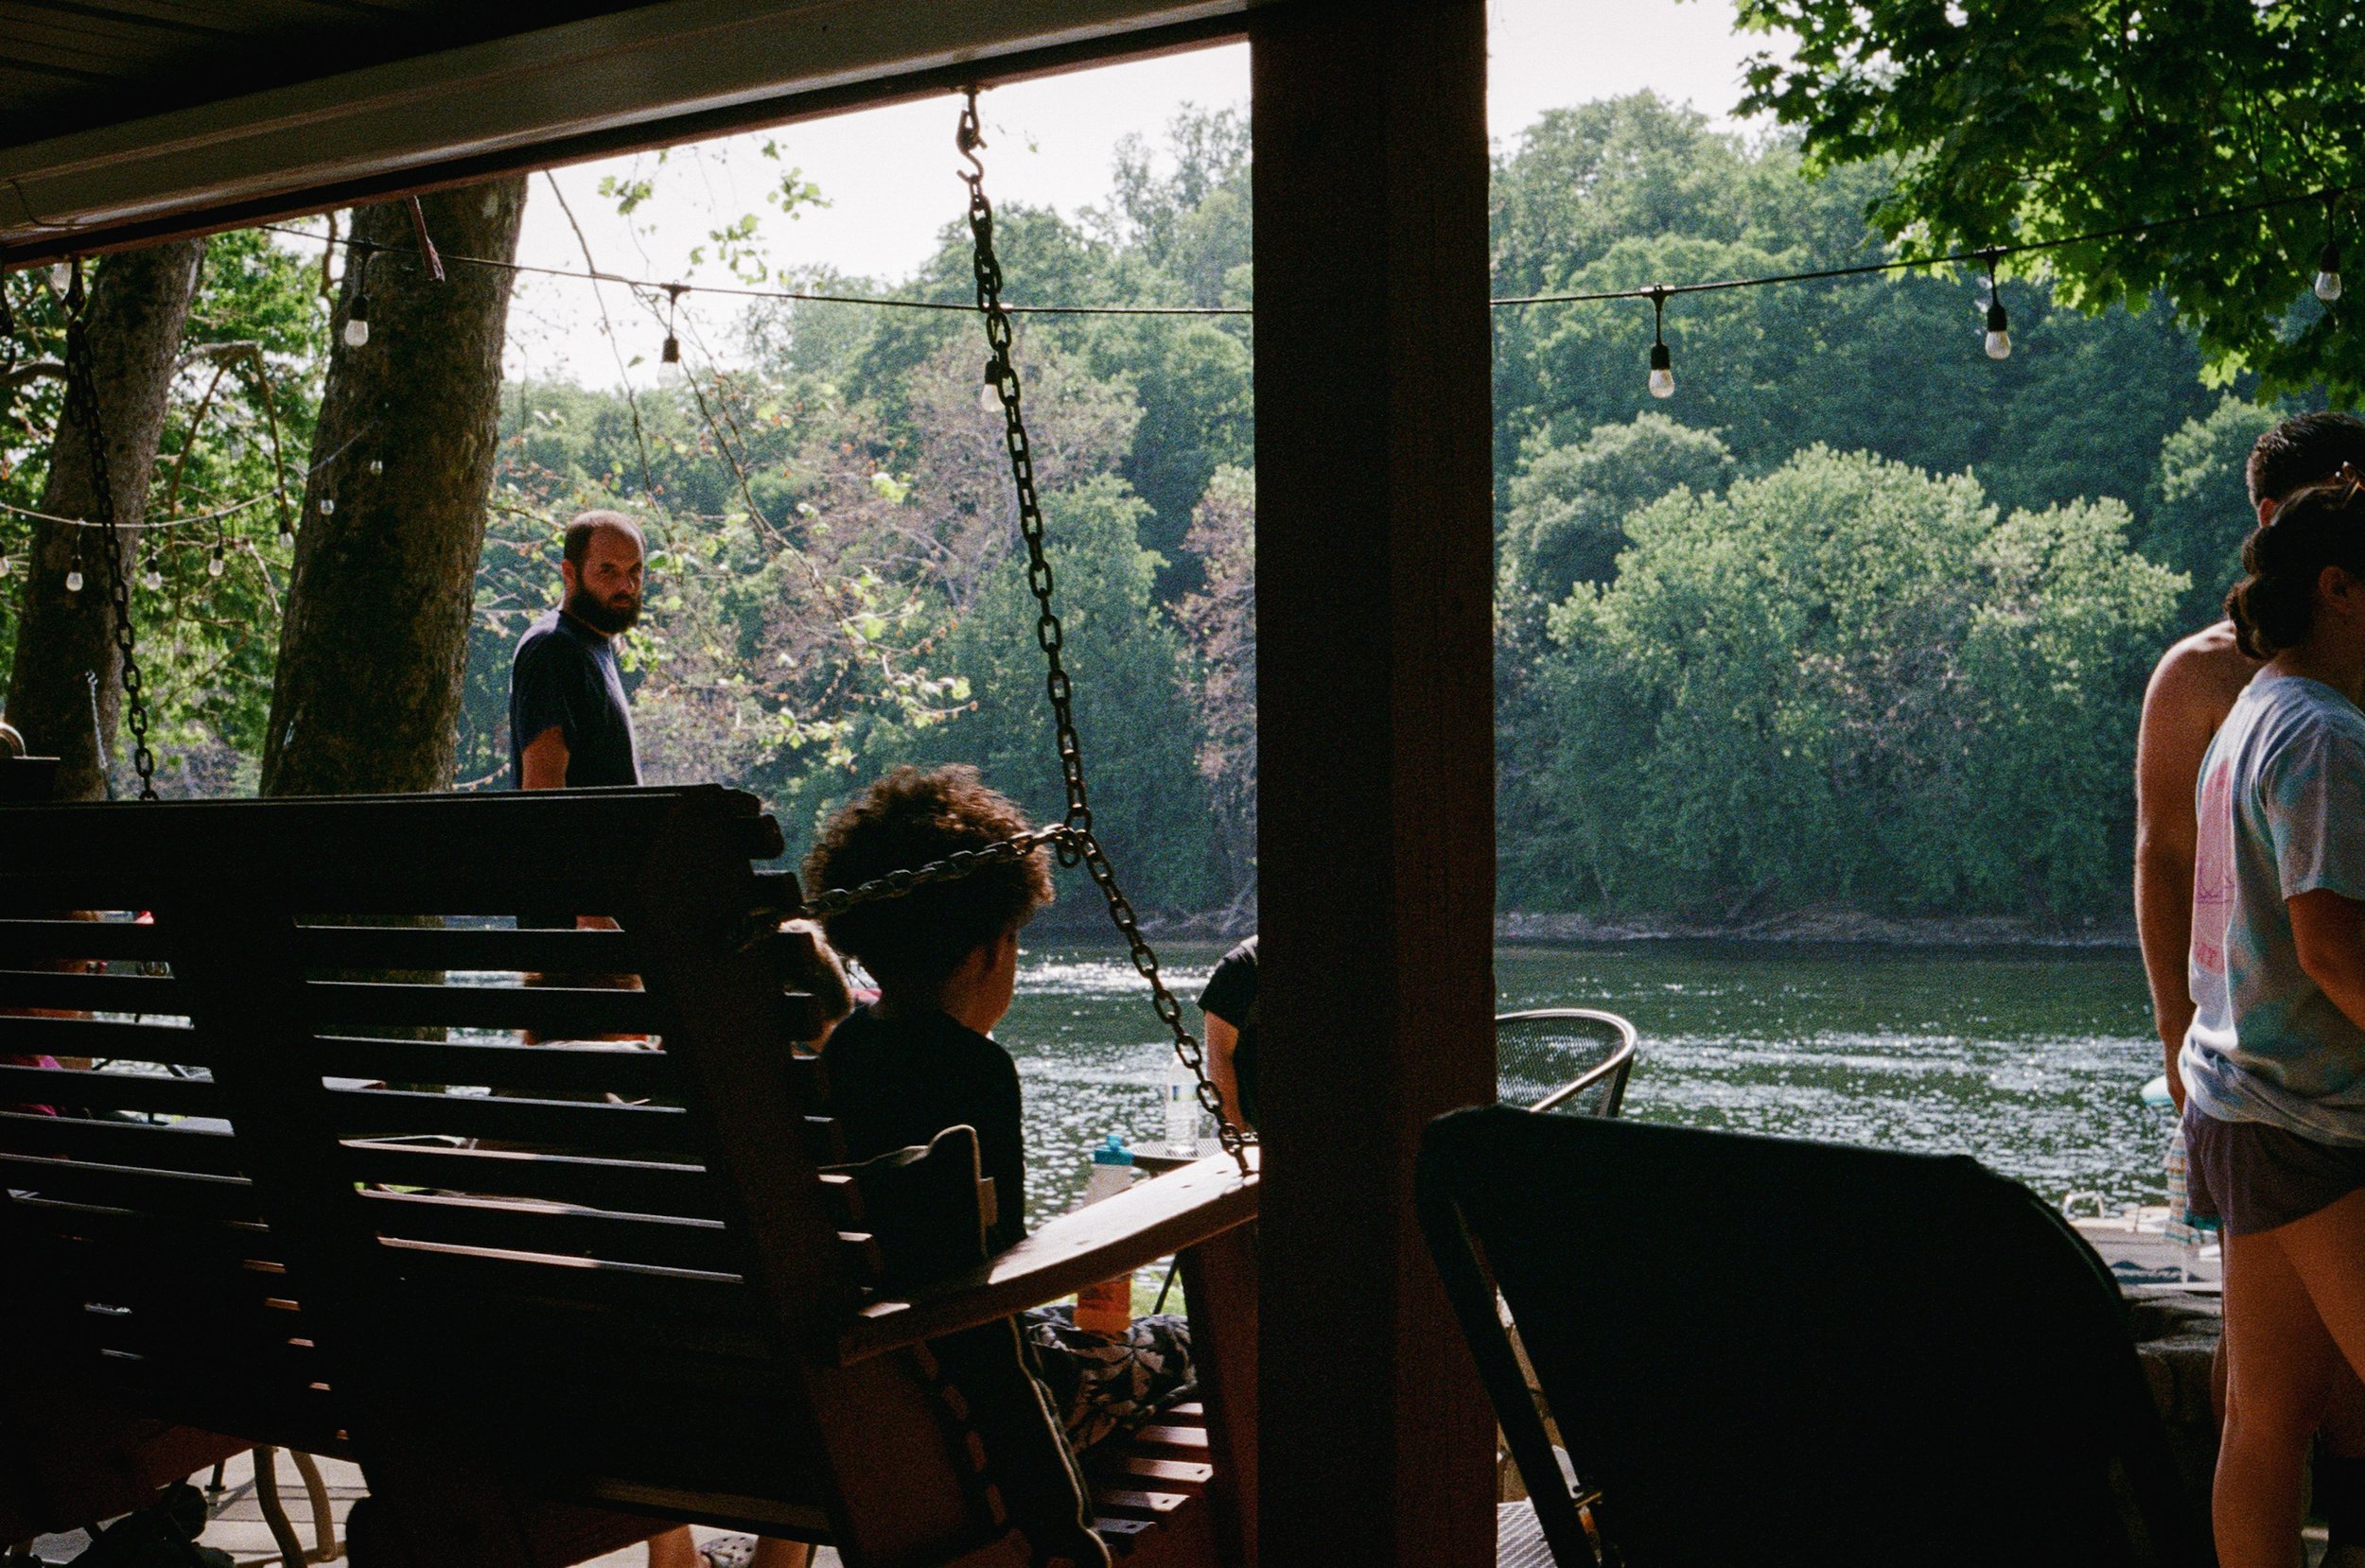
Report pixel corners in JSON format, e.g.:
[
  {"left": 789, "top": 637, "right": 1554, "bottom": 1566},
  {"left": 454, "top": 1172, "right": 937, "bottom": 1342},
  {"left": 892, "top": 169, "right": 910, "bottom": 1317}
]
[
  {"left": 0, "top": 917, "right": 169, "bottom": 962},
  {"left": 377, "top": 1237, "right": 759, "bottom": 1321},
  {"left": 307, "top": 979, "right": 661, "bottom": 1034},
  {"left": 342, "top": 1140, "right": 720, "bottom": 1217},
  {"left": 294, "top": 923, "right": 639, "bottom": 974},
  {"left": 314, "top": 1037, "right": 681, "bottom": 1097},
  {"left": 0, "top": 1063, "right": 220, "bottom": 1116},
  {"left": 1091, "top": 1455, "right": 1213, "bottom": 1494},
  {"left": 0, "top": 1153, "right": 261, "bottom": 1221},
  {"left": 0, "top": 1013, "right": 208, "bottom": 1063},
  {"left": 356, "top": 1189, "right": 738, "bottom": 1273},
  {"left": 0, "top": 1108, "right": 242, "bottom": 1175},
  {"left": 1091, "top": 1489, "right": 1189, "bottom": 1519},
  {"left": 324, "top": 1086, "right": 696, "bottom": 1150},
  {"left": 1127, "top": 1425, "right": 1211, "bottom": 1457},
  {"left": 0, "top": 969, "right": 183, "bottom": 1017}
]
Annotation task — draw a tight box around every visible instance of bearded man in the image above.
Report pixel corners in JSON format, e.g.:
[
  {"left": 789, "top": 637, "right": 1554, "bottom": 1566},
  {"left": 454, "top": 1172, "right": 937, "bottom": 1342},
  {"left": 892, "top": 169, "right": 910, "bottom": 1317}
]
[{"left": 511, "top": 510, "right": 645, "bottom": 790}]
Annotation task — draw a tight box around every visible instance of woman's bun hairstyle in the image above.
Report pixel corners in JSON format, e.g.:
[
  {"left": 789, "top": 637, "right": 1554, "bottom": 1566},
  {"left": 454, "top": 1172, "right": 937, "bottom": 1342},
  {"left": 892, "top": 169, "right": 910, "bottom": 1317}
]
[{"left": 2226, "top": 468, "right": 2365, "bottom": 660}]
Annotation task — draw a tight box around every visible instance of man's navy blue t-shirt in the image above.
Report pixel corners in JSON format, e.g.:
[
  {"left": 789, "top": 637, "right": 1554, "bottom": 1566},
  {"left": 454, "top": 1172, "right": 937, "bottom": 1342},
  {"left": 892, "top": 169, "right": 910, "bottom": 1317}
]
[{"left": 509, "top": 609, "right": 639, "bottom": 788}]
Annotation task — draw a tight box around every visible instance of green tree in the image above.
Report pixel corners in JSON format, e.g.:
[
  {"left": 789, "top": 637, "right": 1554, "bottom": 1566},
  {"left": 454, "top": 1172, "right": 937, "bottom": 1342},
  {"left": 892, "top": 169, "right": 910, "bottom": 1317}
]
[
  {"left": 2141, "top": 395, "right": 2286, "bottom": 633},
  {"left": 1534, "top": 447, "right": 2181, "bottom": 919},
  {"left": 893, "top": 474, "right": 1218, "bottom": 915},
  {"left": 1734, "top": 0, "right": 2365, "bottom": 396},
  {"left": 1498, "top": 414, "right": 1736, "bottom": 624}
]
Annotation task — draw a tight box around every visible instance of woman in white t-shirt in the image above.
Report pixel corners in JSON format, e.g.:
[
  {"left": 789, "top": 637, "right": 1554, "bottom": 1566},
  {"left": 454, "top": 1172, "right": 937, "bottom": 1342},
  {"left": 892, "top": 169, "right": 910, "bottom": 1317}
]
[{"left": 2182, "top": 473, "right": 2365, "bottom": 1568}]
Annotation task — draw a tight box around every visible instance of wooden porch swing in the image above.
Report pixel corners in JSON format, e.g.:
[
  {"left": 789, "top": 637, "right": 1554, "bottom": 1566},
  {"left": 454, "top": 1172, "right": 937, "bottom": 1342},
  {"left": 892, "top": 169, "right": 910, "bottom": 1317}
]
[{"left": 0, "top": 92, "right": 1258, "bottom": 1568}]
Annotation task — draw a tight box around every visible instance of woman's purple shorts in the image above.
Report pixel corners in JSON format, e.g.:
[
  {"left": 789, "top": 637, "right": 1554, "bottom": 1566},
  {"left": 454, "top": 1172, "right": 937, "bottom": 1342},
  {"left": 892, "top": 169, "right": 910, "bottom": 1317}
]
[{"left": 2185, "top": 1105, "right": 2365, "bottom": 1237}]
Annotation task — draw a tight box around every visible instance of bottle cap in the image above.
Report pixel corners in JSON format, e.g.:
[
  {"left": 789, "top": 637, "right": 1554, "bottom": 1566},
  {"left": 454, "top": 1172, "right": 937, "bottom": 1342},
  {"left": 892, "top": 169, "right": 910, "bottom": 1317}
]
[{"left": 1093, "top": 1133, "right": 1133, "bottom": 1166}]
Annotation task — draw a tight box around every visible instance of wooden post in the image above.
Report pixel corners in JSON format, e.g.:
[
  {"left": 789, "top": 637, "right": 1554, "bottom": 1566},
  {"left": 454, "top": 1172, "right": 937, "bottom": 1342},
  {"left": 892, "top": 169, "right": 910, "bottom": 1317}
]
[{"left": 1250, "top": 3, "right": 1498, "bottom": 1565}]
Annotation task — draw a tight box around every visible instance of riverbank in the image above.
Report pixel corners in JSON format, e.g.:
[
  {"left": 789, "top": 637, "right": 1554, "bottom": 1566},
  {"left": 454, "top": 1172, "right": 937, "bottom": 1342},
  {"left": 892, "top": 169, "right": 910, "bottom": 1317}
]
[
  {"left": 1497, "top": 903, "right": 2139, "bottom": 950},
  {"left": 1082, "top": 901, "right": 2140, "bottom": 950}
]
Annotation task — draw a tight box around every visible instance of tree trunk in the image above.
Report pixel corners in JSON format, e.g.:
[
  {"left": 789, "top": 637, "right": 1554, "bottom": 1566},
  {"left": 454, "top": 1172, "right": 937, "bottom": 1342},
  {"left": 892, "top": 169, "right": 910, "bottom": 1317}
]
[
  {"left": 3, "top": 240, "right": 206, "bottom": 801},
  {"left": 261, "top": 179, "right": 528, "bottom": 797}
]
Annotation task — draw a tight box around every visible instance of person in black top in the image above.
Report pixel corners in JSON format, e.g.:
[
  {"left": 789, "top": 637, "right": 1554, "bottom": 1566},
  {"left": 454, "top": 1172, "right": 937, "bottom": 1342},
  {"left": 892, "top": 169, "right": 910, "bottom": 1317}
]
[
  {"left": 510, "top": 510, "right": 645, "bottom": 790},
  {"left": 806, "top": 767, "right": 1192, "bottom": 1457},
  {"left": 805, "top": 764, "right": 1047, "bottom": 1252},
  {"left": 1198, "top": 934, "right": 1258, "bottom": 1129}
]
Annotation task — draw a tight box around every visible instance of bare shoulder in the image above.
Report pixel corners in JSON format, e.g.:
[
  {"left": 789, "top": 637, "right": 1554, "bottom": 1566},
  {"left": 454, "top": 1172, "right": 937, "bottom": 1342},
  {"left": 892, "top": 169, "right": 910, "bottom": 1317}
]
[{"left": 2144, "top": 620, "right": 2260, "bottom": 727}]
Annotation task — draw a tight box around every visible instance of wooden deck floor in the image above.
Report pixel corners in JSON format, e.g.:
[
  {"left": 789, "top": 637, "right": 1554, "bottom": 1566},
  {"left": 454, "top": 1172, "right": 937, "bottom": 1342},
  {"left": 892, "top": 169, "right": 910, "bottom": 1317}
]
[{"left": 23, "top": 1450, "right": 843, "bottom": 1567}]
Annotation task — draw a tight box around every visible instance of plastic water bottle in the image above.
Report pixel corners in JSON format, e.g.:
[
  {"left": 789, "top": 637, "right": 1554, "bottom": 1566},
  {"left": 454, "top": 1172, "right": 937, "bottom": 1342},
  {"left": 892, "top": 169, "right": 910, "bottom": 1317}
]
[
  {"left": 1165, "top": 1058, "right": 1204, "bottom": 1156},
  {"left": 1074, "top": 1135, "right": 1139, "bottom": 1334}
]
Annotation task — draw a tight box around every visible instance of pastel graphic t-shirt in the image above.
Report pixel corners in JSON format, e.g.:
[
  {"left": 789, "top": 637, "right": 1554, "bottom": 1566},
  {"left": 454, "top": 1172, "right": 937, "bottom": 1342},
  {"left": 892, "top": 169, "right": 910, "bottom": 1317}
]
[{"left": 2182, "top": 673, "right": 2365, "bottom": 1143}]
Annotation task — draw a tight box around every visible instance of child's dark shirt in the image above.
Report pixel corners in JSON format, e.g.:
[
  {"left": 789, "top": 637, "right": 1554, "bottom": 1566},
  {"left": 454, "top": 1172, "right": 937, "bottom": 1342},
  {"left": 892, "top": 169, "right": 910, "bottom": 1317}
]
[{"left": 822, "top": 1003, "right": 1027, "bottom": 1254}]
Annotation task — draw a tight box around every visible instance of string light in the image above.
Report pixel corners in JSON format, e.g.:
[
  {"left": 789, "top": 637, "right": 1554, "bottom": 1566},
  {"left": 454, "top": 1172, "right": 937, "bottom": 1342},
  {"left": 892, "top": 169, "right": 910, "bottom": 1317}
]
[
  {"left": 342, "top": 240, "right": 374, "bottom": 347},
  {"left": 981, "top": 352, "right": 1010, "bottom": 414},
  {"left": 207, "top": 542, "right": 225, "bottom": 579},
  {"left": 45, "top": 262, "right": 69, "bottom": 295},
  {"left": 318, "top": 497, "right": 334, "bottom": 515},
  {"left": 141, "top": 546, "right": 162, "bottom": 593},
  {"left": 0, "top": 555, "right": 11, "bottom": 578},
  {"left": 64, "top": 536, "right": 83, "bottom": 594},
  {"left": 1982, "top": 249, "right": 2011, "bottom": 360},
  {"left": 1645, "top": 286, "right": 1674, "bottom": 399},
  {"left": 659, "top": 284, "right": 685, "bottom": 384}
]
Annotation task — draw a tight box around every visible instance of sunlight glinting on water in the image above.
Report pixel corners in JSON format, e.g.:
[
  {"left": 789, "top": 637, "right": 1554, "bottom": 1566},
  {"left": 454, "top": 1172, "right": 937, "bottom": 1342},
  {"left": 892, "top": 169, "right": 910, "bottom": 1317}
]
[{"left": 1001, "top": 939, "right": 2169, "bottom": 1221}]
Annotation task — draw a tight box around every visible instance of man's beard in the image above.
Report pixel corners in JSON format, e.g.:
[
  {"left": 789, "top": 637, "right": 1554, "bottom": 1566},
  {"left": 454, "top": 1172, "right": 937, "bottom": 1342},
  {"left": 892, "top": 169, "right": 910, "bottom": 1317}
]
[{"left": 568, "top": 587, "right": 640, "bottom": 636}]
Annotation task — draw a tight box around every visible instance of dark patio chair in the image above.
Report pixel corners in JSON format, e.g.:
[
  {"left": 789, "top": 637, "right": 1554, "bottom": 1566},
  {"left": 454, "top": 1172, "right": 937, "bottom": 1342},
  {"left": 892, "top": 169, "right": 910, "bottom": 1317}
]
[
  {"left": 1496, "top": 1009, "right": 1636, "bottom": 1118},
  {"left": 1417, "top": 1105, "right": 2208, "bottom": 1568}
]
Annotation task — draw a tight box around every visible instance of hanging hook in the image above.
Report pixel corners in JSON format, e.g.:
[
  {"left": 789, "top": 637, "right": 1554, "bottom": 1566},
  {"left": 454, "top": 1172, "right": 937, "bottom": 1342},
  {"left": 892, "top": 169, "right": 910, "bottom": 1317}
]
[{"left": 956, "top": 87, "right": 987, "bottom": 182}]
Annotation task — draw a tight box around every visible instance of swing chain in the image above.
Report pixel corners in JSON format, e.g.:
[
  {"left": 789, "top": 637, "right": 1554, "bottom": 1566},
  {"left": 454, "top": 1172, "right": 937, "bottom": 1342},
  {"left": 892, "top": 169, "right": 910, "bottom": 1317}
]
[
  {"left": 61, "top": 264, "right": 159, "bottom": 802},
  {"left": 957, "top": 89, "right": 1252, "bottom": 1168},
  {"left": 803, "top": 825, "right": 1078, "bottom": 917}
]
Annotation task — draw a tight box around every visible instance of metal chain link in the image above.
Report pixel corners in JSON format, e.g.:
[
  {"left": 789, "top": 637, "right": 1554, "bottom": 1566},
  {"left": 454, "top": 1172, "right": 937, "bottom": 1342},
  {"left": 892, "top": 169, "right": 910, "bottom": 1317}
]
[
  {"left": 803, "top": 826, "right": 1078, "bottom": 917},
  {"left": 955, "top": 90, "right": 1252, "bottom": 1168},
  {"left": 61, "top": 261, "right": 159, "bottom": 802}
]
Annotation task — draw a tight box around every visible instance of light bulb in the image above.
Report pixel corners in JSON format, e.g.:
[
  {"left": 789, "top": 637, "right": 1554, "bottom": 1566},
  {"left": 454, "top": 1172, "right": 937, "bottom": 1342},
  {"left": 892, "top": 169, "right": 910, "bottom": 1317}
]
[
  {"left": 46, "top": 263, "right": 69, "bottom": 294},
  {"left": 1984, "top": 299, "right": 2011, "bottom": 360},
  {"left": 278, "top": 529, "right": 296, "bottom": 549},
  {"left": 343, "top": 316, "right": 370, "bottom": 348},
  {"left": 0, "top": 556, "right": 11, "bottom": 578},
  {"left": 981, "top": 357, "right": 1010, "bottom": 413},
  {"left": 368, "top": 458, "right": 384, "bottom": 476},
  {"left": 207, "top": 551, "right": 225, "bottom": 579},
  {"left": 65, "top": 569, "right": 83, "bottom": 593},
  {"left": 2318, "top": 242, "right": 2343, "bottom": 304},
  {"left": 318, "top": 497, "right": 335, "bottom": 515},
  {"left": 1647, "top": 341, "right": 1674, "bottom": 399},
  {"left": 142, "top": 565, "right": 162, "bottom": 592}
]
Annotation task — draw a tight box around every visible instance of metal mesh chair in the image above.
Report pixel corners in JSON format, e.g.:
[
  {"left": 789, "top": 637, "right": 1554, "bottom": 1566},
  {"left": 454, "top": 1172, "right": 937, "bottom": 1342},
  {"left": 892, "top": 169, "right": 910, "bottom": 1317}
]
[{"left": 1496, "top": 1009, "right": 1636, "bottom": 1118}]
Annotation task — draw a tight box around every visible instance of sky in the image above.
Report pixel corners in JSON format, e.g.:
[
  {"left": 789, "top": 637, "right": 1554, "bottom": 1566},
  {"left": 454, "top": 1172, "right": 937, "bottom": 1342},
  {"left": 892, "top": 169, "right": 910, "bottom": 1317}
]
[{"left": 485, "top": 0, "right": 1784, "bottom": 386}]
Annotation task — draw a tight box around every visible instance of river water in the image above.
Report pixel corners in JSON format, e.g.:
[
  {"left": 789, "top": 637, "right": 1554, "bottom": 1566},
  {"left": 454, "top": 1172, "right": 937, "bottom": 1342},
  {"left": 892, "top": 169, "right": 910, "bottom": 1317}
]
[{"left": 1002, "top": 938, "right": 2169, "bottom": 1220}]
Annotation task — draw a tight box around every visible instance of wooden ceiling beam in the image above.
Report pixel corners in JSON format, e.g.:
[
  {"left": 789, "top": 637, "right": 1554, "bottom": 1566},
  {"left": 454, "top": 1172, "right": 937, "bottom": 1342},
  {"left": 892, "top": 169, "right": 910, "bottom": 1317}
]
[{"left": 0, "top": 0, "right": 1253, "bottom": 263}]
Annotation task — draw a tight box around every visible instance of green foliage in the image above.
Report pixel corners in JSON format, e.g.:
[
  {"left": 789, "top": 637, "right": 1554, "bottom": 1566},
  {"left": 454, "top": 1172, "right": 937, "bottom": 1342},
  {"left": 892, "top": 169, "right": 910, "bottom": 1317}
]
[
  {"left": 878, "top": 474, "right": 1221, "bottom": 915},
  {"left": 2142, "top": 395, "right": 2286, "bottom": 632},
  {"left": 1499, "top": 414, "right": 1736, "bottom": 626},
  {"left": 1733, "top": 0, "right": 2365, "bottom": 397},
  {"left": 0, "top": 231, "right": 325, "bottom": 789},
  {"left": 1534, "top": 448, "right": 2181, "bottom": 920}
]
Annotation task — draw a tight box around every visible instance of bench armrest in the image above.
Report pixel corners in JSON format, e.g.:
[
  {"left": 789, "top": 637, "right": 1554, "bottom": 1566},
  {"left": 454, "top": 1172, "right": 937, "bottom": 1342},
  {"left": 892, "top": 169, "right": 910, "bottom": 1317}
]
[{"left": 836, "top": 1149, "right": 1258, "bottom": 1363}]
